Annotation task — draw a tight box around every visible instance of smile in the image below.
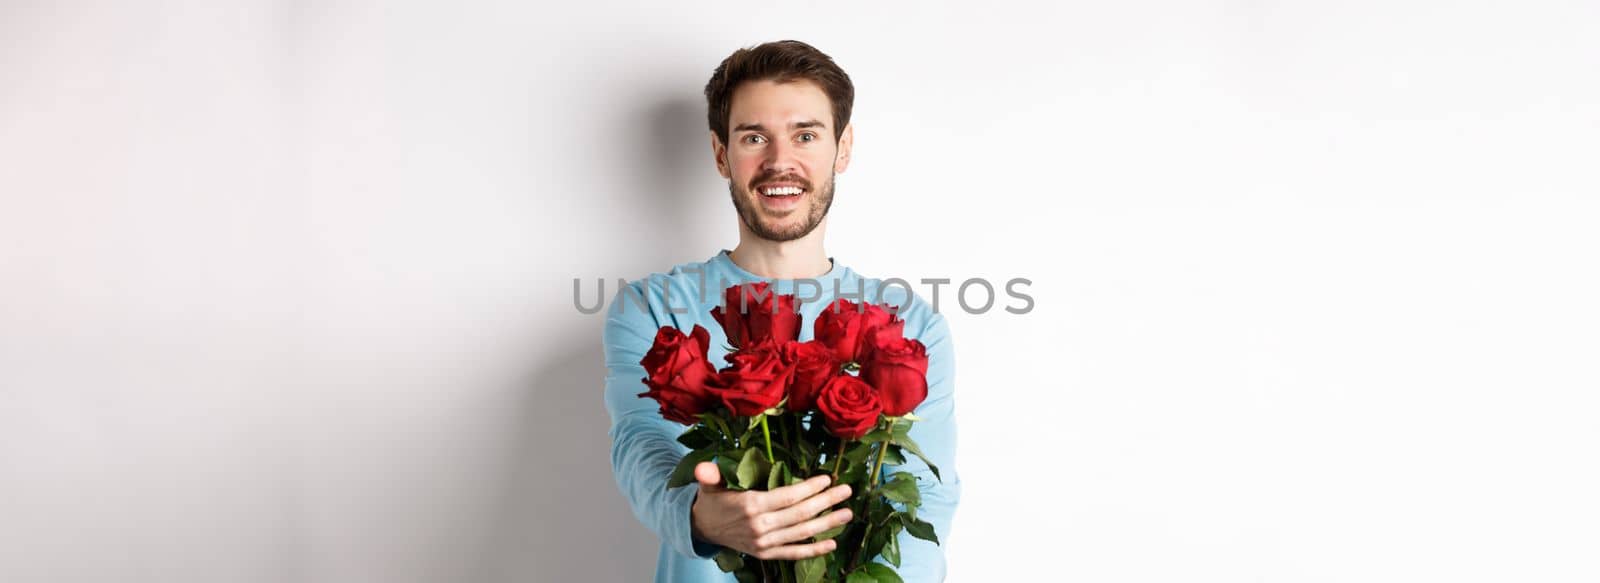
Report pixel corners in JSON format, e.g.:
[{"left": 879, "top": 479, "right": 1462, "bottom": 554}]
[{"left": 758, "top": 184, "right": 806, "bottom": 197}]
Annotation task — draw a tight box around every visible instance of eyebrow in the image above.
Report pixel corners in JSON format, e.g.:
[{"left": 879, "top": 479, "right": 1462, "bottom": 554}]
[{"left": 733, "top": 119, "right": 826, "bottom": 133}]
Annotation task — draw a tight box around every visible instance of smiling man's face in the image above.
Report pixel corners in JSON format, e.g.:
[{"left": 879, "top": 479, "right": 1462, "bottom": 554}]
[{"left": 713, "top": 79, "right": 853, "bottom": 242}]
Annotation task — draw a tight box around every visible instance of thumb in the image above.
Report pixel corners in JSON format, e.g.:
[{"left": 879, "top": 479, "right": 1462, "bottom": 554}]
[{"left": 693, "top": 461, "right": 725, "bottom": 491}]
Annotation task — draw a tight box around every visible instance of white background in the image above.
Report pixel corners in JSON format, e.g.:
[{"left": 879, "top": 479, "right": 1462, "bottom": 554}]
[{"left": 3, "top": 1, "right": 1597, "bottom": 582}]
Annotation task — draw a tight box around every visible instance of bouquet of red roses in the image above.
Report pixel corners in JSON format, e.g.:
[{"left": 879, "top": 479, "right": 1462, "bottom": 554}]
[{"left": 638, "top": 282, "right": 942, "bottom": 583}]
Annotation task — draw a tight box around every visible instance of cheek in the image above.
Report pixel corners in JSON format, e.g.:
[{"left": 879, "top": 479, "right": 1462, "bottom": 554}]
[
  {"left": 802, "top": 149, "right": 836, "bottom": 171},
  {"left": 731, "top": 158, "right": 766, "bottom": 182}
]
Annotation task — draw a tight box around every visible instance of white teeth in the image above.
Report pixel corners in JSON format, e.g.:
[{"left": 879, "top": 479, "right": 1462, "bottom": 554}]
[{"left": 761, "top": 186, "right": 803, "bottom": 196}]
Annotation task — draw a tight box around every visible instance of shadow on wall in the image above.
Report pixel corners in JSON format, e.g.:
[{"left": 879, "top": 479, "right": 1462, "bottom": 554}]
[
  {"left": 471, "top": 91, "right": 720, "bottom": 582},
  {"left": 469, "top": 335, "right": 659, "bottom": 583},
  {"left": 630, "top": 93, "right": 726, "bottom": 270}
]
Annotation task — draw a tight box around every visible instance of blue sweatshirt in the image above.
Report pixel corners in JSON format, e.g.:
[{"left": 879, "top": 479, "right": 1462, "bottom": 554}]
[{"left": 602, "top": 250, "right": 962, "bottom": 582}]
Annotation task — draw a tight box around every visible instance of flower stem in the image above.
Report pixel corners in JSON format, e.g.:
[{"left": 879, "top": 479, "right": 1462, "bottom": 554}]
[
  {"left": 780, "top": 414, "right": 793, "bottom": 459},
  {"left": 759, "top": 414, "right": 774, "bottom": 464},
  {"left": 830, "top": 439, "right": 847, "bottom": 480},
  {"left": 867, "top": 418, "right": 896, "bottom": 490},
  {"left": 851, "top": 417, "right": 898, "bottom": 572},
  {"left": 790, "top": 414, "right": 803, "bottom": 468}
]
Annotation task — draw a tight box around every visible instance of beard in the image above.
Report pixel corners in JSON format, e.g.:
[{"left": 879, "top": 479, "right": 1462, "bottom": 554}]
[{"left": 727, "top": 171, "right": 836, "bottom": 242}]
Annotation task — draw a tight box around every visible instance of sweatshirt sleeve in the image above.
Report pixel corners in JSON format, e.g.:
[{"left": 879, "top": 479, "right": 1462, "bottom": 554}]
[
  {"left": 602, "top": 280, "right": 723, "bottom": 560},
  {"left": 873, "top": 312, "right": 962, "bottom": 582}
]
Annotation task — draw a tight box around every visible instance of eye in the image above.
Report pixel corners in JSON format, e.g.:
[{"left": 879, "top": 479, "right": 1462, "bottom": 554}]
[
  {"left": 798, "top": 133, "right": 816, "bottom": 142},
  {"left": 743, "top": 134, "right": 766, "bottom": 144}
]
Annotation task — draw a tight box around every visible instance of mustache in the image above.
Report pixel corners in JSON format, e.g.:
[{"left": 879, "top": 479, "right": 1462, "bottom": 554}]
[{"left": 748, "top": 174, "right": 811, "bottom": 190}]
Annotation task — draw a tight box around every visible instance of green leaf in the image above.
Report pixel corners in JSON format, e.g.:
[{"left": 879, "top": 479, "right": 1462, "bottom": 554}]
[
  {"left": 894, "top": 435, "right": 941, "bottom": 483},
  {"left": 867, "top": 496, "right": 892, "bottom": 524},
  {"left": 882, "top": 529, "right": 901, "bottom": 567},
  {"left": 676, "top": 426, "right": 714, "bottom": 449},
  {"left": 845, "top": 570, "right": 877, "bottom": 583},
  {"left": 735, "top": 448, "right": 762, "bottom": 490},
  {"left": 839, "top": 460, "right": 867, "bottom": 486},
  {"left": 796, "top": 554, "right": 826, "bottom": 583},
  {"left": 667, "top": 448, "right": 718, "bottom": 488},
  {"left": 797, "top": 439, "right": 818, "bottom": 465},
  {"left": 713, "top": 548, "right": 744, "bottom": 572},
  {"left": 903, "top": 517, "right": 939, "bottom": 545},
  {"left": 733, "top": 566, "right": 759, "bottom": 583},
  {"left": 881, "top": 445, "right": 906, "bottom": 466},
  {"left": 859, "top": 421, "right": 911, "bottom": 444},
  {"left": 859, "top": 428, "right": 891, "bottom": 444},
  {"left": 861, "top": 527, "right": 890, "bottom": 570},
  {"left": 861, "top": 564, "right": 904, "bottom": 583},
  {"left": 698, "top": 413, "right": 734, "bottom": 443},
  {"left": 767, "top": 461, "right": 787, "bottom": 491},
  {"left": 716, "top": 455, "right": 741, "bottom": 490},
  {"left": 769, "top": 442, "right": 797, "bottom": 463},
  {"left": 843, "top": 441, "right": 874, "bottom": 465},
  {"left": 877, "top": 473, "right": 920, "bottom": 506}
]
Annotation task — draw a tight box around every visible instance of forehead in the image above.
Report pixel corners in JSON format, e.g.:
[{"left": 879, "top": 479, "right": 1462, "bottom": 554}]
[{"left": 728, "top": 79, "right": 833, "bottom": 129}]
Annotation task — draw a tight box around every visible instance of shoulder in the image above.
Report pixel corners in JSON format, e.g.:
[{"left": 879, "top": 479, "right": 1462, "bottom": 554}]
[
  {"left": 614, "top": 258, "right": 713, "bottom": 302},
  {"left": 604, "top": 257, "right": 717, "bottom": 338}
]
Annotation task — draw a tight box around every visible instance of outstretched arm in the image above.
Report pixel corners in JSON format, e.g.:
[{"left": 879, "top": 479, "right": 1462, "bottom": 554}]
[{"left": 602, "top": 281, "right": 722, "bottom": 560}]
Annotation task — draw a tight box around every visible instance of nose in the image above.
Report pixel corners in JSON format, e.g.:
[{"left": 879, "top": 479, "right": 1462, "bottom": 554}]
[{"left": 760, "top": 138, "right": 799, "bottom": 175}]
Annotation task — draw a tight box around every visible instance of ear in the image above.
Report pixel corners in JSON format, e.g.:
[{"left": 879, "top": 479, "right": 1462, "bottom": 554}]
[
  {"left": 710, "top": 131, "right": 731, "bottom": 179},
  {"left": 833, "top": 123, "right": 854, "bottom": 174}
]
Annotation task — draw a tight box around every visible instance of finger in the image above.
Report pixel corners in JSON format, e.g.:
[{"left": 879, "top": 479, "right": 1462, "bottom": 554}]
[
  {"left": 766, "top": 483, "right": 853, "bottom": 530},
  {"left": 753, "top": 538, "right": 839, "bottom": 561},
  {"left": 694, "top": 462, "right": 724, "bottom": 490},
  {"left": 756, "top": 508, "right": 853, "bottom": 551},
  {"left": 753, "top": 473, "right": 832, "bottom": 512}
]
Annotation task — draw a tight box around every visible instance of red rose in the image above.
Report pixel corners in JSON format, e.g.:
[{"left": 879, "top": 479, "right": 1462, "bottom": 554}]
[
  {"left": 718, "top": 343, "right": 793, "bottom": 417},
  {"left": 859, "top": 327, "right": 930, "bottom": 417},
  {"left": 636, "top": 324, "right": 723, "bottom": 424},
  {"left": 815, "top": 375, "right": 883, "bottom": 439},
  {"left": 814, "top": 298, "right": 903, "bottom": 365},
  {"left": 780, "top": 340, "right": 839, "bottom": 413},
  {"left": 710, "top": 282, "right": 801, "bottom": 349}
]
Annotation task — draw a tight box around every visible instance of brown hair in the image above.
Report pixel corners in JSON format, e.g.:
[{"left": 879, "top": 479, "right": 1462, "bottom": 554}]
[{"left": 704, "top": 40, "right": 855, "bottom": 147}]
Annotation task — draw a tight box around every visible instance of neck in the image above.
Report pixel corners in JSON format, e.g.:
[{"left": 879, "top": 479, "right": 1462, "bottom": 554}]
[{"left": 729, "top": 220, "right": 832, "bottom": 279}]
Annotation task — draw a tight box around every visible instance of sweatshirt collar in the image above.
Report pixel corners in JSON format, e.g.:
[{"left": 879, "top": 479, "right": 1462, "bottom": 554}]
[{"left": 707, "top": 249, "right": 851, "bottom": 291}]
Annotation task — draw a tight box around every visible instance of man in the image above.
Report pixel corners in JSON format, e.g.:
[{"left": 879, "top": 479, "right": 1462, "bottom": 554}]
[{"left": 602, "top": 40, "right": 960, "bottom": 582}]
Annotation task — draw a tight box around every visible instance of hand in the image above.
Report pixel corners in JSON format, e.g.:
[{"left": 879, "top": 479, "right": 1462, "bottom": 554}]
[{"left": 689, "top": 461, "right": 854, "bottom": 560}]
